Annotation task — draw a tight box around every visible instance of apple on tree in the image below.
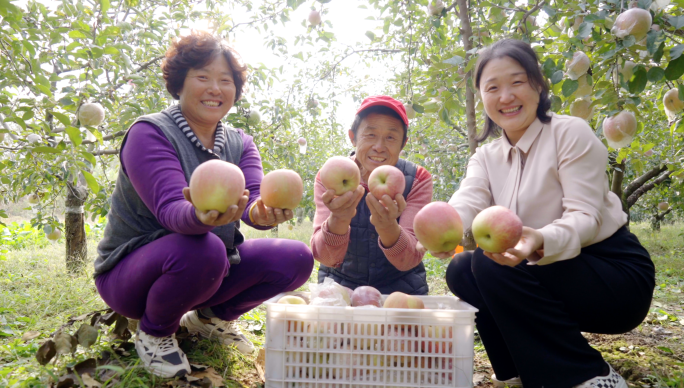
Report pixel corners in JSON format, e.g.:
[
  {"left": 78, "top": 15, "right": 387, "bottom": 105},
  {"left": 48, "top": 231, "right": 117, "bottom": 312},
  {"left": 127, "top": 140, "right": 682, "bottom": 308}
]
[
  {"left": 367, "top": 165, "right": 406, "bottom": 200},
  {"left": 471, "top": 205, "right": 523, "bottom": 253},
  {"left": 566, "top": 51, "right": 590, "bottom": 80},
  {"left": 44, "top": 225, "right": 62, "bottom": 241},
  {"left": 246, "top": 110, "right": 260, "bottom": 125},
  {"left": 404, "top": 102, "right": 416, "bottom": 119},
  {"left": 413, "top": 201, "right": 463, "bottom": 253},
  {"left": 612, "top": 8, "right": 652, "bottom": 41},
  {"left": 657, "top": 202, "right": 669, "bottom": 211},
  {"left": 663, "top": 89, "right": 684, "bottom": 114},
  {"left": 189, "top": 160, "right": 245, "bottom": 213},
  {"left": 603, "top": 110, "right": 637, "bottom": 149},
  {"left": 308, "top": 10, "right": 321, "bottom": 26},
  {"left": 427, "top": 0, "right": 445, "bottom": 16},
  {"left": 28, "top": 193, "right": 40, "bottom": 205},
  {"left": 260, "top": 169, "right": 304, "bottom": 210},
  {"left": 78, "top": 102, "right": 105, "bottom": 127},
  {"left": 569, "top": 98, "right": 595, "bottom": 121},
  {"left": 319, "top": 156, "right": 361, "bottom": 196}
]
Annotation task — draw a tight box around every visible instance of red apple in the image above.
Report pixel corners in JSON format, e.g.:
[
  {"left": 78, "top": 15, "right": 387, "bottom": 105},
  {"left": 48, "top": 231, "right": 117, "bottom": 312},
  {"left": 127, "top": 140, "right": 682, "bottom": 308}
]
[
  {"left": 189, "top": 160, "right": 245, "bottom": 213},
  {"left": 413, "top": 201, "right": 463, "bottom": 253},
  {"left": 471, "top": 205, "right": 523, "bottom": 253},
  {"left": 319, "top": 156, "right": 361, "bottom": 195},
  {"left": 383, "top": 292, "right": 425, "bottom": 309},
  {"left": 260, "top": 169, "right": 304, "bottom": 210},
  {"left": 368, "top": 165, "right": 406, "bottom": 200},
  {"left": 351, "top": 286, "right": 383, "bottom": 307}
]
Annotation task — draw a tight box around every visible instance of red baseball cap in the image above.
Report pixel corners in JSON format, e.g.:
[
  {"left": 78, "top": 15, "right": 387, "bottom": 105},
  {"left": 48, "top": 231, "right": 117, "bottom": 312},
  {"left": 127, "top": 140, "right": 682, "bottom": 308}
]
[{"left": 355, "top": 95, "right": 409, "bottom": 127}]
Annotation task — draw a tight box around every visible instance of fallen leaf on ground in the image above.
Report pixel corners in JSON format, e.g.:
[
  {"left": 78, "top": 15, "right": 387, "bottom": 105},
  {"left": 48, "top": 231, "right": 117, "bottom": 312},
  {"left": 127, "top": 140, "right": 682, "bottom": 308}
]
[
  {"left": 189, "top": 367, "right": 224, "bottom": 387},
  {"left": 22, "top": 331, "right": 40, "bottom": 342},
  {"left": 76, "top": 324, "right": 99, "bottom": 348},
  {"left": 81, "top": 374, "right": 102, "bottom": 388},
  {"left": 36, "top": 339, "right": 56, "bottom": 365},
  {"left": 473, "top": 373, "right": 485, "bottom": 385},
  {"left": 71, "top": 313, "right": 90, "bottom": 322},
  {"left": 255, "top": 348, "right": 265, "bottom": 382}
]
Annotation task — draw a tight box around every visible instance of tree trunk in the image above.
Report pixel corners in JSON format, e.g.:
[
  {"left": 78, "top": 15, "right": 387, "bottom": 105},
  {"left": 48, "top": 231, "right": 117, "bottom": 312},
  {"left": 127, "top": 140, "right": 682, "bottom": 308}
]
[
  {"left": 456, "top": 0, "right": 478, "bottom": 251},
  {"left": 65, "top": 181, "right": 89, "bottom": 273},
  {"left": 610, "top": 161, "right": 625, "bottom": 210}
]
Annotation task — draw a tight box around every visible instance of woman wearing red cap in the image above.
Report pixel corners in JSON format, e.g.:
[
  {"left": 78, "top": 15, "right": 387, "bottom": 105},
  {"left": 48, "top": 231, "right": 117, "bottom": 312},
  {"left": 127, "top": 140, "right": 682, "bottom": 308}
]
[{"left": 310, "top": 95, "right": 434, "bottom": 295}]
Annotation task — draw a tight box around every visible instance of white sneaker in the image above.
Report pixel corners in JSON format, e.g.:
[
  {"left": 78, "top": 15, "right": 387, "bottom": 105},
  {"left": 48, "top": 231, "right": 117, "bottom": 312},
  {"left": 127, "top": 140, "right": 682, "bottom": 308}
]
[
  {"left": 574, "top": 363, "right": 628, "bottom": 388},
  {"left": 180, "top": 310, "right": 255, "bottom": 355},
  {"left": 492, "top": 374, "right": 523, "bottom": 387},
  {"left": 134, "top": 330, "right": 190, "bottom": 378}
]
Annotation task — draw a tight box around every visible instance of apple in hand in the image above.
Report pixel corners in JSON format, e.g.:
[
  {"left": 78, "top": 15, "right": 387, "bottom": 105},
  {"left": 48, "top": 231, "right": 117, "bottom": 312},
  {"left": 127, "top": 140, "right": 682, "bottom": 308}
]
[
  {"left": 368, "top": 165, "right": 405, "bottom": 200},
  {"left": 472, "top": 206, "right": 523, "bottom": 253},
  {"left": 413, "top": 201, "right": 463, "bottom": 253},
  {"left": 189, "top": 160, "right": 245, "bottom": 213},
  {"left": 319, "top": 156, "right": 361, "bottom": 195},
  {"left": 351, "top": 286, "right": 383, "bottom": 307},
  {"left": 260, "top": 169, "right": 304, "bottom": 210}
]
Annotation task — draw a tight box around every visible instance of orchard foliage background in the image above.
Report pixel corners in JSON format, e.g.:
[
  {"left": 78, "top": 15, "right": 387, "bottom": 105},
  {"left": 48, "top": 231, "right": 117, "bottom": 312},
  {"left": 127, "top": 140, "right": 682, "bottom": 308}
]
[{"left": 1, "top": 0, "right": 683, "bottom": 267}]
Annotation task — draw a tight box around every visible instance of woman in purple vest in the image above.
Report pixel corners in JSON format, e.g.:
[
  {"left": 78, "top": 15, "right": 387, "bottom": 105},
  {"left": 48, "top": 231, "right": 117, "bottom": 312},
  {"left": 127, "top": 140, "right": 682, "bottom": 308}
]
[{"left": 94, "top": 31, "right": 313, "bottom": 378}]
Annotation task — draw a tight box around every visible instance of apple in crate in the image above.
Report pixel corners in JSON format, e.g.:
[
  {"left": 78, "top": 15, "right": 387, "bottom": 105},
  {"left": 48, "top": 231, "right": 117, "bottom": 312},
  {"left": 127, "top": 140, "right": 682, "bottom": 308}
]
[
  {"left": 277, "top": 295, "right": 307, "bottom": 304},
  {"left": 383, "top": 292, "right": 425, "bottom": 309},
  {"left": 351, "top": 286, "right": 382, "bottom": 307},
  {"left": 420, "top": 325, "right": 453, "bottom": 354}
]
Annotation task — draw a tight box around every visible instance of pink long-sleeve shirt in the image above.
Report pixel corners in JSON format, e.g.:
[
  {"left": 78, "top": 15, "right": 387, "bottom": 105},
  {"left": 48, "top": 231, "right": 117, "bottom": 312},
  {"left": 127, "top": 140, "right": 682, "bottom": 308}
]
[{"left": 310, "top": 156, "right": 433, "bottom": 272}]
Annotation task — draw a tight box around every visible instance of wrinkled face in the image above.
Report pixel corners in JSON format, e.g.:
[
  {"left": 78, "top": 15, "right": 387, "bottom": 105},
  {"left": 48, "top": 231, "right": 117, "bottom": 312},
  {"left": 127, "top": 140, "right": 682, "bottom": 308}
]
[
  {"left": 178, "top": 54, "right": 236, "bottom": 128},
  {"left": 349, "top": 113, "right": 406, "bottom": 182},
  {"left": 480, "top": 56, "right": 540, "bottom": 141}
]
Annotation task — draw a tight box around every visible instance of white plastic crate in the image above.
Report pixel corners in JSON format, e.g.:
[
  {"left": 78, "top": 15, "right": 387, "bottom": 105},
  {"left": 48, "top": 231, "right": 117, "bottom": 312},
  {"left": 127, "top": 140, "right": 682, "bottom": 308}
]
[{"left": 264, "top": 293, "right": 478, "bottom": 388}]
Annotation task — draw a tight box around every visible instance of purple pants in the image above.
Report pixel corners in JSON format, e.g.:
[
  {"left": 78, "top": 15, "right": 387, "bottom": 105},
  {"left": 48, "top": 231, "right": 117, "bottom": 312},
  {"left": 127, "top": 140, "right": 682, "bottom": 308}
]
[{"left": 96, "top": 233, "right": 314, "bottom": 337}]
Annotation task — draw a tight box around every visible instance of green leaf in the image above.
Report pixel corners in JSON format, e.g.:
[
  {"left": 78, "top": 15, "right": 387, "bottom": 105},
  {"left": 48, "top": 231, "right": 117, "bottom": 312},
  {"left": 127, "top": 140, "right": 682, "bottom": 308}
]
[
  {"left": 668, "top": 15, "right": 684, "bottom": 30},
  {"left": 562, "top": 79, "right": 578, "bottom": 97},
  {"left": 657, "top": 346, "right": 673, "bottom": 354},
  {"left": 664, "top": 55, "right": 684, "bottom": 80},
  {"left": 439, "top": 108, "right": 452, "bottom": 125},
  {"left": 68, "top": 30, "right": 87, "bottom": 39},
  {"left": 103, "top": 46, "right": 119, "bottom": 55},
  {"left": 59, "top": 97, "right": 75, "bottom": 106},
  {"left": 80, "top": 151, "right": 97, "bottom": 166},
  {"left": 542, "top": 5, "right": 556, "bottom": 17},
  {"left": 0, "top": 0, "right": 23, "bottom": 19},
  {"left": 679, "top": 84, "right": 684, "bottom": 102},
  {"left": 51, "top": 112, "right": 72, "bottom": 127},
  {"left": 65, "top": 126, "right": 83, "bottom": 147},
  {"left": 577, "top": 22, "right": 593, "bottom": 39},
  {"left": 35, "top": 84, "right": 53, "bottom": 98},
  {"left": 670, "top": 44, "right": 684, "bottom": 60},
  {"left": 542, "top": 58, "right": 556, "bottom": 78},
  {"left": 653, "top": 42, "right": 665, "bottom": 63},
  {"left": 412, "top": 104, "right": 424, "bottom": 113},
  {"left": 100, "top": 0, "right": 110, "bottom": 13},
  {"left": 551, "top": 70, "right": 564, "bottom": 84},
  {"left": 81, "top": 171, "right": 100, "bottom": 193},
  {"left": 628, "top": 68, "right": 648, "bottom": 94},
  {"left": 32, "top": 146, "right": 60, "bottom": 154},
  {"left": 365, "top": 31, "right": 375, "bottom": 41},
  {"left": 646, "top": 67, "right": 664, "bottom": 82},
  {"left": 443, "top": 55, "right": 464, "bottom": 66}
]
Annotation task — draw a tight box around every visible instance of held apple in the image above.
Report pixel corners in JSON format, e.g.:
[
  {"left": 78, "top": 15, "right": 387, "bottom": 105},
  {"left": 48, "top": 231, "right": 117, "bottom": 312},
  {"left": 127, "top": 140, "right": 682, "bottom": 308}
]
[
  {"left": 368, "top": 165, "right": 406, "bottom": 200},
  {"left": 471, "top": 205, "right": 523, "bottom": 253},
  {"left": 413, "top": 201, "right": 463, "bottom": 253},
  {"left": 189, "top": 160, "right": 246, "bottom": 213},
  {"left": 260, "top": 169, "right": 304, "bottom": 210},
  {"left": 319, "top": 156, "right": 361, "bottom": 195},
  {"left": 351, "top": 286, "right": 383, "bottom": 307}
]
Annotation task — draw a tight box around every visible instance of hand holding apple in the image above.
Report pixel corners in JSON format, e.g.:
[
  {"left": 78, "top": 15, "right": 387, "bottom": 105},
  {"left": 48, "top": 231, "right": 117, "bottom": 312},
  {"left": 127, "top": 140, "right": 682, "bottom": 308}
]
[
  {"left": 250, "top": 197, "right": 294, "bottom": 226},
  {"left": 483, "top": 226, "right": 544, "bottom": 267},
  {"left": 415, "top": 241, "right": 456, "bottom": 260},
  {"left": 322, "top": 185, "right": 365, "bottom": 234},
  {"left": 183, "top": 187, "right": 249, "bottom": 227},
  {"left": 366, "top": 192, "right": 406, "bottom": 229},
  {"left": 472, "top": 206, "right": 523, "bottom": 253}
]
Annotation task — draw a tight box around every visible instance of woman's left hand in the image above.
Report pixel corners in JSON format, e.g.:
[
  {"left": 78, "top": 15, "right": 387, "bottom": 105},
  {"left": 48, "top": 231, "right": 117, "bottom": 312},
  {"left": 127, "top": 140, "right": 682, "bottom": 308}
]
[
  {"left": 482, "top": 226, "right": 544, "bottom": 267},
  {"left": 251, "top": 197, "right": 294, "bottom": 226},
  {"left": 183, "top": 188, "right": 249, "bottom": 226}
]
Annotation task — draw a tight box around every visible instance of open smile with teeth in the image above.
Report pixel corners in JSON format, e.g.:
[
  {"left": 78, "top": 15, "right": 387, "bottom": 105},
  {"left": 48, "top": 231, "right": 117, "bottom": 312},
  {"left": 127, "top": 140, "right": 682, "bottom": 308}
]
[
  {"left": 369, "top": 156, "right": 386, "bottom": 163},
  {"left": 501, "top": 106, "right": 522, "bottom": 114},
  {"left": 202, "top": 101, "right": 222, "bottom": 107}
]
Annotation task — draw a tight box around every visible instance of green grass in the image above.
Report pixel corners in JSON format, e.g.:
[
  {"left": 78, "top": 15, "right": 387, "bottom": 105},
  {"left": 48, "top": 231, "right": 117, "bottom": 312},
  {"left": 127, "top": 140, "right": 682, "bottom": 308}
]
[{"left": 1, "top": 221, "right": 683, "bottom": 387}]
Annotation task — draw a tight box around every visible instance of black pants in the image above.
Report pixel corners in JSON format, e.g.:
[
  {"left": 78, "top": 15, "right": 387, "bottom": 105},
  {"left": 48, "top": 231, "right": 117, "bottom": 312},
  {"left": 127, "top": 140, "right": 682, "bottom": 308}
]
[{"left": 445, "top": 226, "right": 655, "bottom": 388}]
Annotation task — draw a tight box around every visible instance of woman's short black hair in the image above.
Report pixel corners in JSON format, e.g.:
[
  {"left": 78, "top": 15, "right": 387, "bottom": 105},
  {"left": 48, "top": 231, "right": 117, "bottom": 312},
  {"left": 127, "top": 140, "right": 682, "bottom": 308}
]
[
  {"left": 350, "top": 106, "right": 408, "bottom": 147},
  {"left": 474, "top": 39, "right": 552, "bottom": 142}
]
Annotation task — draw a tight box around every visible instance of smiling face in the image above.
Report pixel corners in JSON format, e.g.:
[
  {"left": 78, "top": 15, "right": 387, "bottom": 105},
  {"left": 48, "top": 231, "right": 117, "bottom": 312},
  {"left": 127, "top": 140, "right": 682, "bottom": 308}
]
[
  {"left": 178, "top": 54, "right": 236, "bottom": 131},
  {"left": 479, "top": 56, "right": 540, "bottom": 144},
  {"left": 349, "top": 113, "right": 406, "bottom": 183}
]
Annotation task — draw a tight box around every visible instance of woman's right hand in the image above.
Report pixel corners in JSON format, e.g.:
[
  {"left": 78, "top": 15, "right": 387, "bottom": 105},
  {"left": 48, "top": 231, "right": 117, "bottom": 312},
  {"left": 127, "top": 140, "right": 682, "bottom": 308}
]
[{"left": 183, "top": 188, "right": 249, "bottom": 227}]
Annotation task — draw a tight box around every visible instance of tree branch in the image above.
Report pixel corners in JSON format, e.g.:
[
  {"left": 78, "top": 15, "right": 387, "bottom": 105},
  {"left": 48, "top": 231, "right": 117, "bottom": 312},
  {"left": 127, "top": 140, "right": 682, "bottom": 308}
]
[
  {"left": 111, "top": 55, "right": 165, "bottom": 91},
  {"left": 623, "top": 164, "right": 668, "bottom": 200},
  {"left": 92, "top": 149, "right": 119, "bottom": 155},
  {"left": 515, "top": 0, "right": 546, "bottom": 34},
  {"left": 626, "top": 170, "right": 673, "bottom": 207}
]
